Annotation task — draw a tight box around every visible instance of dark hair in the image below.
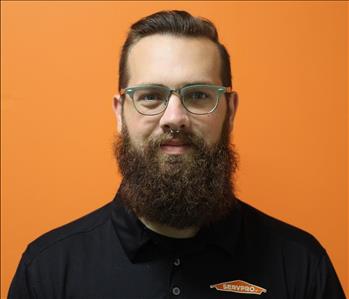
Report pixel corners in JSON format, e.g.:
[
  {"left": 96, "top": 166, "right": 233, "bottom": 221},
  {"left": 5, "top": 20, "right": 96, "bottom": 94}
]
[{"left": 118, "top": 10, "right": 232, "bottom": 90}]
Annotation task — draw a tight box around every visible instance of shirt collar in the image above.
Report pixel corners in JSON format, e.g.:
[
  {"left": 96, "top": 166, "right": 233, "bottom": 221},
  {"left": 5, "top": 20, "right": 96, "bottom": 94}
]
[
  {"left": 111, "top": 191, "right": 242, "bottom": 262},
  {"left": 203, "top": 200, "right": 242, "bottom": 256},
  {"left": 111, "top": 193, "right": 152, "bottom": 262}
]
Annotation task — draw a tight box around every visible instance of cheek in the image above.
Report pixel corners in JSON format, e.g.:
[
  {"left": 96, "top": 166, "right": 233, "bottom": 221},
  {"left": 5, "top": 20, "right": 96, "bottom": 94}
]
[
  {"left": 199, "top": 116, "right": 225, "bottom": 143},
  {"left": 123, "top": 103, "right": 160, "bottom": 145},
  {"left": 192, "top": 103, "right": 227, "bottom": 145}
]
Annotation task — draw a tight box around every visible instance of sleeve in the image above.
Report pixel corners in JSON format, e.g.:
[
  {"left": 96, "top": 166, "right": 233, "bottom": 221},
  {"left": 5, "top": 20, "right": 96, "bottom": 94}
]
[
  {"left": 310, "top": 252, "right": 346, "bottom": 299},
  {"left": 8, "top": 252, "right": 37, "bottom": 299}
]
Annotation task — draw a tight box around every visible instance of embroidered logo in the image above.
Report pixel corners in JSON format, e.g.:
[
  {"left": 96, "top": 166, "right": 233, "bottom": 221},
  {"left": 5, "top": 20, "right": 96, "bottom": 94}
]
[{"left": 210, "top": 280, "right": 267, "bottom": 295}]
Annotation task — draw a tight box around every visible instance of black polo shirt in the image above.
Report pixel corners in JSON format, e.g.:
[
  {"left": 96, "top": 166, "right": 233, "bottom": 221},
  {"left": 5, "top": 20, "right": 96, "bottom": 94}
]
[{"left": 9, "top": 192, "right": 345, "bottom": 299}]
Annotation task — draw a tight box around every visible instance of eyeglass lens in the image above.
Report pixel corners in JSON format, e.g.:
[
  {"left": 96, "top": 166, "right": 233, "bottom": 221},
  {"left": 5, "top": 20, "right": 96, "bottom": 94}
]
[{"left": 131, "top": 86, "right": 220, "bottom": 115}]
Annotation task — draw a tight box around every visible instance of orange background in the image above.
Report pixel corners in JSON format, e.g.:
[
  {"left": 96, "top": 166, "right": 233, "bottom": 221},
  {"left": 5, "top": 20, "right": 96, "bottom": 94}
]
[{"left": 1, "top": 1, "right": 347, "bottom": 297}]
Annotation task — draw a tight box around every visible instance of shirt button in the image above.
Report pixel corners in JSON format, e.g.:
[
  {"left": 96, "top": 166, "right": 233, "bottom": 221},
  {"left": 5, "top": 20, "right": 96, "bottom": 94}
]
[
  {"left": 174, "top": 258, "right": 181, "bottom": 266},
  {"left": 172, "top": 286, "right": 181, "bottom": 296}
]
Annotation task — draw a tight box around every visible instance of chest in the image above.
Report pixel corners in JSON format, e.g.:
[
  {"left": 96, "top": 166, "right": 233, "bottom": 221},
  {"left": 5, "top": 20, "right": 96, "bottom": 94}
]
[{"left": 42, "top": 247, "right": 289, "bottom": 299}]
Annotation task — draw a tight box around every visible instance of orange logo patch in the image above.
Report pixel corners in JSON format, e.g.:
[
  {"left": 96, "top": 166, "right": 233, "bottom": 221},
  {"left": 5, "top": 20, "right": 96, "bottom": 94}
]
[{"left": 210, "top": 280, "right": 267, "bottom": 295}]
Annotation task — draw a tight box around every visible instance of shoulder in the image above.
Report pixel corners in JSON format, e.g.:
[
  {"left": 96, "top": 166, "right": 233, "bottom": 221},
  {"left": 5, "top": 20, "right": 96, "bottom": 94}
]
[
  {"left": 234, "top": 200, "right": 346, "bottom": 298},
  {"left": 21, "top": 201, "right": 115, "bottom": 267},
  {"left": 237, "top": 199, "right": 326, "bottom": 257}
]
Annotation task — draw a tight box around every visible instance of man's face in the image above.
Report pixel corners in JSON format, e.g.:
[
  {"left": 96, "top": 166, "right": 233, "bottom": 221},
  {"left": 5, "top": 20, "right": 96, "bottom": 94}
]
[
  {"left": 115, "top": 34, "right": 237, "bottom": 152},
  {"left": 113, "top": 34, "right": 238, "bottom": 228}
]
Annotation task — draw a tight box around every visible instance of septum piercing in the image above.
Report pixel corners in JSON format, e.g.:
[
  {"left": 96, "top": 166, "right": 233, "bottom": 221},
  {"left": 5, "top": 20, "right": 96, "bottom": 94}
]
[{"left": 169, "top": 128, "right": 181, "bottom": 134}]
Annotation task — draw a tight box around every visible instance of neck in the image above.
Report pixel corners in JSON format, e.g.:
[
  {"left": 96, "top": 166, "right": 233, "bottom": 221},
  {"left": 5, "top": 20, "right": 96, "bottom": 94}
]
[{"left": 139, "top": 217, "right": 200, "bottom": 239}]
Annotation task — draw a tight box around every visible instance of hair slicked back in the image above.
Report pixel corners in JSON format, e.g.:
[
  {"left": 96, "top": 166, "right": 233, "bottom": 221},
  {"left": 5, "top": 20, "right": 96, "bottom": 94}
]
[{"left": 118, "top": 10, "right": 232, "bottom": 90}]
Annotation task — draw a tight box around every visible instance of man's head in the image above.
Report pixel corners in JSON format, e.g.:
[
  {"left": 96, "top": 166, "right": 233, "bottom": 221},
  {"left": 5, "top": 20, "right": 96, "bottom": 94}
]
[
  {"left": 118, "top": 10, "right": 232, "bottom": 91},
  {"left": 113, "top": 10, "right": 239, "bottom": 229}
]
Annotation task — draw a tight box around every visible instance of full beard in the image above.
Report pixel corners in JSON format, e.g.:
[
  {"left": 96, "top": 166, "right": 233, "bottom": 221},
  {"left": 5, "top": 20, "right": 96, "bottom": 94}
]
[{"left": 113, "top": 118, "right": 239, "bottom": 229}]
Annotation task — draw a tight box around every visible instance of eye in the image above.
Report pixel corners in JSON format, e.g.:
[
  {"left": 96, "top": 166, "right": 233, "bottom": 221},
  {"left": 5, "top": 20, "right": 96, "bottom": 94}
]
[
  {"left": 142, "top": 94, "right": 161, "bottom": 101},
  {"left": 135, "top": 90, "right": 164, "bottom": 102},
  {"left": 187, "top": 91, "right": 210, "bottom": 100}
]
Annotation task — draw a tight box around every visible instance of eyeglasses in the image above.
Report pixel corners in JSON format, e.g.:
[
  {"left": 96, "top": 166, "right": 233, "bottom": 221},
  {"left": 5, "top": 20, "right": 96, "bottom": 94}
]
[{"left": 120, "top": 84, "right": 233, "bottom": 116}]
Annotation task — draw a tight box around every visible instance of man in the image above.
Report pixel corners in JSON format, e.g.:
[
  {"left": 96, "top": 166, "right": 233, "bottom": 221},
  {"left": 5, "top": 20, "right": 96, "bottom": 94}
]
[{"left": 9, "top": 10, "right": 345, "bottom": 299}]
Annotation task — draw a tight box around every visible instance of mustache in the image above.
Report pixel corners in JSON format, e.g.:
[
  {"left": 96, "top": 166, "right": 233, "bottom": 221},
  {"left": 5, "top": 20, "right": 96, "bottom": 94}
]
[{"left": 147, "top": 131, "right": 205, "bottom": 150}]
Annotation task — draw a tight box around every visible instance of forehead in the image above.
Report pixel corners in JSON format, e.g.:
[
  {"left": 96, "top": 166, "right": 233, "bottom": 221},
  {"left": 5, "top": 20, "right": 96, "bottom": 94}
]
[{"left": 127, "top": 34, "right": 221, "bottom": 87}]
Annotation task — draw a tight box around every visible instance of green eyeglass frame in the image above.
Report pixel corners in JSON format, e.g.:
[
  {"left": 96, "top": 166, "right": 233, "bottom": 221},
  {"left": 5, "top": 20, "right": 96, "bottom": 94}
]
[{"left": 119, "top": 83, "right": 233, "bottom": 116}]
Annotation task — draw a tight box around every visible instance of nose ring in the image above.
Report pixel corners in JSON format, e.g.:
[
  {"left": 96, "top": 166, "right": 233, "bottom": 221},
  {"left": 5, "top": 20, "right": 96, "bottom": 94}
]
[{"left": 169, "top": 128, "right": 181, "bottom": 134}]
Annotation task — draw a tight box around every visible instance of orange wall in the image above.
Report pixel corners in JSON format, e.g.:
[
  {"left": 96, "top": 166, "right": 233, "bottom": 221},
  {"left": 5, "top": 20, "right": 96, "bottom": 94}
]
[{"left": 1, "top": 1, "right": 347, "bottom": 297}]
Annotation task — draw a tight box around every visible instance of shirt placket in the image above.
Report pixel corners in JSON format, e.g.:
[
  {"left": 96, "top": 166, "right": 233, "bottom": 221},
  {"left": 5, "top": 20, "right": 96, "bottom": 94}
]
[{"left": 169, "top": 255, "right": 183, "bottom": 298}]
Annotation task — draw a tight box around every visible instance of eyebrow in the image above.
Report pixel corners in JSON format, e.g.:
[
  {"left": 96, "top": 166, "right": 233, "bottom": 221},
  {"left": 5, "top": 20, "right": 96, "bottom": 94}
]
[{"left": 137, "top": 81, "right": 219, "bottom": 88}]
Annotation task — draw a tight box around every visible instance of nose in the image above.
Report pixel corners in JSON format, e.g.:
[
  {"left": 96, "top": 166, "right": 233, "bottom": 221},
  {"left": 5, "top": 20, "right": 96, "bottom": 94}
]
[{"left": 159, "top": 93, "right": 190, "bottom": 132}]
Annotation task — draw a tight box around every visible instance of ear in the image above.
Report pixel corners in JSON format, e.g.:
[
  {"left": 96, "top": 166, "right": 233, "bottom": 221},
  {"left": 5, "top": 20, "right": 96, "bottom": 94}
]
[
  {"left": 227, "top": 91, "right": 239, "bottom": 130},
  {"left": 113, "top": 94, "right": 123, "bottom": 134}
]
